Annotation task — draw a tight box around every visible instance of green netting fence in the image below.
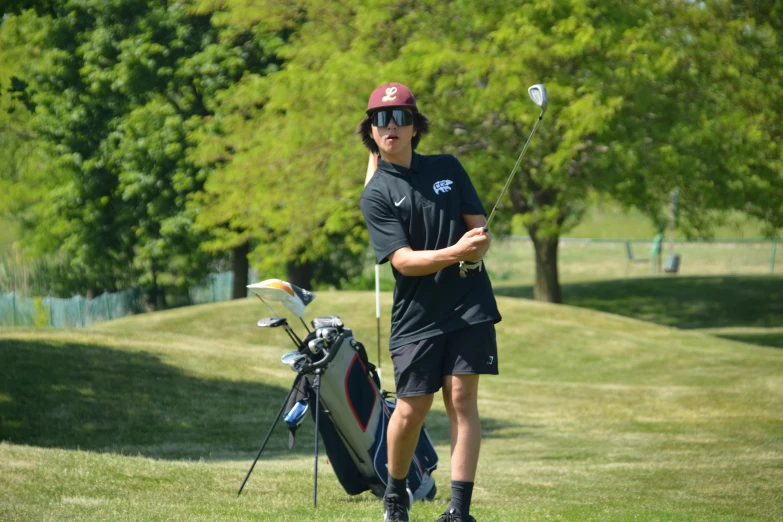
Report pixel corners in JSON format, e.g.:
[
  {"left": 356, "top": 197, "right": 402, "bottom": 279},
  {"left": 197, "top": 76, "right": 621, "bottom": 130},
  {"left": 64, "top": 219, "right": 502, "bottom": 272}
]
[
  {"left": 189, "top": 271, "right": 243, "bottom": 305},
  {"left": 1, "top": 270, "right": 254, "bottom": 328},
  {"left": 0, "top": 289, "right": 143, "bottom": 328}
]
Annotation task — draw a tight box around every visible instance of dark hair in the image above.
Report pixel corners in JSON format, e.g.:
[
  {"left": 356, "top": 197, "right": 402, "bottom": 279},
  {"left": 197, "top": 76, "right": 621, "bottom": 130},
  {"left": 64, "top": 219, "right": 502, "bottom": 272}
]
[{"left": 355, "top": 110, "right": 430, "bottom": 155}]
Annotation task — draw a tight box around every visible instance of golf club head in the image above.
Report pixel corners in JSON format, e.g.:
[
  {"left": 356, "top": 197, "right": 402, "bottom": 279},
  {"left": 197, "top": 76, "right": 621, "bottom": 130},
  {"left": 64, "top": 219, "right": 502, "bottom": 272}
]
[
  {"left": 528, "top": 84, "right": 548, "bottom": 115},
  {"left": 256, "top": 317, "right": 288, "bottom": 328},
  {"left": 311, "top": 315, "right": 344, "bottom": 330},
  {"left": 317, "top": 327, "right": 339, "bottom": 344},
  {"left": 247, "top": 279, "right": 315, "bottom": 318},
  {"left": 308, "top": 338, "right": 326, "bottom": 354},
  {"left": 281, "top": 351, "right": 307, "bottom": 371}
]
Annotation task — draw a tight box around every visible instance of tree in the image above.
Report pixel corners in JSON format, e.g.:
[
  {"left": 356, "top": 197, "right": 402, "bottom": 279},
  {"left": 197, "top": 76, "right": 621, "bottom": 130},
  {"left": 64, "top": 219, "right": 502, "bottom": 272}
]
[
  {"left": 189, "top": 0, "right": 372, "bottom": 288},
  {"left": 397, "top": 0, "right": 782, "bottom": 301},
  {"left": 0, "top": 11, "right": 63, "bottom": 258},
  {"left": 212, "top": 0, "right": 781, "bottom": 300},
  {"left": 7, "top": 0, "right": 780, "bottom": 302},
  {"left": 3, "top": 0, "right": 282, "bottom": 302}
]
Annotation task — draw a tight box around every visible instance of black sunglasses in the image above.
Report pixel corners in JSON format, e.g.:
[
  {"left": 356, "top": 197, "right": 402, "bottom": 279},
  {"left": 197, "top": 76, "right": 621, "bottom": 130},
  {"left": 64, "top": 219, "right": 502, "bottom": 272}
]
[{"left": 371, "top": 109, "right": 414, "bottom": 128}]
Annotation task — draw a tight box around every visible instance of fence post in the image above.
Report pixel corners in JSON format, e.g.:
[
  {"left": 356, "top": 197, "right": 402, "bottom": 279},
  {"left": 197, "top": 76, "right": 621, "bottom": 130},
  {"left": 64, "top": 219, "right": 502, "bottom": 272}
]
[
  {"left": 771, "top": 240, "right": 778, "bottom": 274},
  {"left": 211, "top": 275, "right": 217, "bottom": 303},
  {"left": 11, "top": 292, "right": 16, "bottom": 327},
  {"left": 79, "top": 297, "right": 86, "bottom": 327}
]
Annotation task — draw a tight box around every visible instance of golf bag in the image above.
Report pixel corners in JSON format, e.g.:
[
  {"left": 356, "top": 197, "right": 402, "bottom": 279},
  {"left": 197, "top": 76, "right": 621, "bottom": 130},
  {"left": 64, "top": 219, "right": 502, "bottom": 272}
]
[
  {"left": 237, "top": 279, "right": 437, "bottom": 506},
  {"left": 285, "top": 319, "right": 438, "bottom": 500}
]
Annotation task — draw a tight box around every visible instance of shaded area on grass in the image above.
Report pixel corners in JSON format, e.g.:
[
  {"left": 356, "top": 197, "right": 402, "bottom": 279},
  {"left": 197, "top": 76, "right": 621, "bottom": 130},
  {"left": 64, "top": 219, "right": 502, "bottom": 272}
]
[
  {"left": 0, "top": 339, "right": 295, "bottom": 460},
  {"left": 0, "top": 338, "right": 520, "bottom": 461},
  {"left": 495, "top": 275, "right": 783, "bottom": 330},
  {"left": 715, "top": 332, "right": 783, "bottom": 350}
]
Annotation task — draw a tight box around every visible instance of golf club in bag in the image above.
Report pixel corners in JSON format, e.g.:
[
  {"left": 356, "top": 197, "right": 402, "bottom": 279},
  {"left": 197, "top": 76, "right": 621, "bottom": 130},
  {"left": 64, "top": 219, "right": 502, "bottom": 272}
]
[
  {"left": 459, "top": 83, "right": 549, "bottom": 278},
  {"left": 237, "top": 279, "right": 438, "bottom": 507}
]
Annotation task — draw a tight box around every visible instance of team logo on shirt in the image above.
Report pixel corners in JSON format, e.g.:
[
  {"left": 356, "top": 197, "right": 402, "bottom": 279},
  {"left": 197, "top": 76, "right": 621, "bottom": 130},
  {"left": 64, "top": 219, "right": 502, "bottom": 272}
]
[{"left": 433, "top": 180, "right": 453, "bottom": 194}]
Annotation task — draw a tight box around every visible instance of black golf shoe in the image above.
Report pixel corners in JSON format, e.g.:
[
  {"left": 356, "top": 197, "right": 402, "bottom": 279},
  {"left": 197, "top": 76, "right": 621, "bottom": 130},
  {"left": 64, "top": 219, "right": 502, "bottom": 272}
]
[
  {"left": 435, "top": 507, "right": 476, "bottom": 522},
  {"left": 383, "top": 492, "right": 410, "bottom": 522}
]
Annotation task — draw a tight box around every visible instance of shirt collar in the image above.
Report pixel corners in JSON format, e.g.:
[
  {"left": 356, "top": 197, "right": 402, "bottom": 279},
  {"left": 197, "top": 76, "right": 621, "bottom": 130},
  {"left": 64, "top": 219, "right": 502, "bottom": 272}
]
[{"left": 377, "top": 152, "right": 420, "bottom": 177}]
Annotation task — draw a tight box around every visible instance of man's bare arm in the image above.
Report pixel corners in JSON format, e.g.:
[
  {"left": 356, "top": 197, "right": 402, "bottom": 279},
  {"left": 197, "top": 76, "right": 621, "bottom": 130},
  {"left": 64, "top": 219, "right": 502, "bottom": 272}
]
[
  {"left": 388, "top": 228, "right": 490, "bottom": 277},
  {"left": 463, "top": 214, "right": 488, "bottom": 231},
  {"left": 364, "top": 152, "right": 379, "bottom": 187}
]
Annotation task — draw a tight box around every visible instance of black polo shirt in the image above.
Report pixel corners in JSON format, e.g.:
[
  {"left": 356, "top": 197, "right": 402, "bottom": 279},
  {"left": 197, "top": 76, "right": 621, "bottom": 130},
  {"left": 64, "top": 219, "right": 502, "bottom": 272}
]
[{"left": 360, "top": 152, "right": 502, "bottom": 349}]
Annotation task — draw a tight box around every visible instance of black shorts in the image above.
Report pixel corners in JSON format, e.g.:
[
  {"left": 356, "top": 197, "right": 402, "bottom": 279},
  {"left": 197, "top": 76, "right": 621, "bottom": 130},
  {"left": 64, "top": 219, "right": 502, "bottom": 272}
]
[{"left": 390, "top": 321, "right": 499, "bottom": 398}]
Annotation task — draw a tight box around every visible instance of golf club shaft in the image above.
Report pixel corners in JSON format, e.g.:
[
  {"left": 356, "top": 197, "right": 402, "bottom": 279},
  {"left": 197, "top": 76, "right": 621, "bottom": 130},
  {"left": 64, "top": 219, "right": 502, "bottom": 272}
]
[
  {"left": 257, "top": 295, "right": 302, "bottom": 346},
  {"left": 299, "top": 317, "right": 311, "bottom": 334},
  {"left": 485, "top": 112, "right": 544, "bottom": 230}
]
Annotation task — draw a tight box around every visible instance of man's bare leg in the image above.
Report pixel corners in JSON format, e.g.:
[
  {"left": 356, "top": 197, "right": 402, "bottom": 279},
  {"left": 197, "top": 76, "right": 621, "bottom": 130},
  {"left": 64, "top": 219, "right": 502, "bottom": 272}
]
[
  {"left": 387, "top": 393, "right": 434, "bottom": 479},
  {"left": 441, "top": 374, "right": 481, "bottom": 518}
]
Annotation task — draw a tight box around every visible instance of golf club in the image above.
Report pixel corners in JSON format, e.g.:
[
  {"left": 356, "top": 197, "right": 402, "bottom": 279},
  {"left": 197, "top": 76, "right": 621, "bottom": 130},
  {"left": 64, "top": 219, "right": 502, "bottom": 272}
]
[
  {"left": 257, "top": 317, "right": 288, "bottom": 328},
  {"left": 459, "top": 84, "right": 548, "bottom": 278},
  {"left": 317, "top": 327, "right": 339, "bottom": 345},
  {"left": 312, "top": 315, "right": 344, "bottom": 330},
  {"left": 485, "top": 84, "right": 548, "bottom": 229},
  {"left": 308, "top": 338, "right": 326, "bottom": 355},
  {"left": 281, "top": 351, "right": 307, "bottom": 371},
  {"left": 255, "top": 295, "right": 302, "bottom": 347},
  {"left": 248, "top": 279, "right": 315, "bottom": 334}
]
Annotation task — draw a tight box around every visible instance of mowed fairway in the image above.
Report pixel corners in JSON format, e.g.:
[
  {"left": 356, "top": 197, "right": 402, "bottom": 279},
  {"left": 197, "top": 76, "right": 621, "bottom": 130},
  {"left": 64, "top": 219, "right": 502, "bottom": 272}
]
[{"left": 1, "top": 291, "right": 782, "bottom": 521}]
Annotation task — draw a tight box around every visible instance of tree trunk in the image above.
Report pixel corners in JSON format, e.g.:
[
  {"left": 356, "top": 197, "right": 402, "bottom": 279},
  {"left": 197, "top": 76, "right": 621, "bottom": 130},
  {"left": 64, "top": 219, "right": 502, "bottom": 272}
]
[
  {"left": 530, "top": 233, "right": 562, "bottom": 303},
  {"left": 231, "top": 242, "right": 250, "bottom": 299},
  {"left": 286, "top": 260, "right": 313, "bottom": 289}
]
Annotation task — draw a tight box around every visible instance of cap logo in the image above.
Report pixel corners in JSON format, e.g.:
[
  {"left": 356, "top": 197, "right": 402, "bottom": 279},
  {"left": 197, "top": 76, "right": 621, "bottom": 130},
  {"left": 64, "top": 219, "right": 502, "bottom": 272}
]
[{"left": 382, "top": 86, "right": 398, "bottom": 102}]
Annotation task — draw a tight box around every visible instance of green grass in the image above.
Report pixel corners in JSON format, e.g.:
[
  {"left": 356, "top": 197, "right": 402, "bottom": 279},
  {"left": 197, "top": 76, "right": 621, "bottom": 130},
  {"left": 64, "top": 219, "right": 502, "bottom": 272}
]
[
  {"left": 495, "top": 275, "right": 783, "bottom": 329},
  {"left": 520, "top": 206, "right": 769, "bottom": 240},
  {"left": 369, "top": 237, "right": 781, "bottom": 293},
  {"left": 487, "top": 238, "right": 781, "bottom": 284},
  {"left": 2, "top": 290, "right": 782, "bottom": 521}
]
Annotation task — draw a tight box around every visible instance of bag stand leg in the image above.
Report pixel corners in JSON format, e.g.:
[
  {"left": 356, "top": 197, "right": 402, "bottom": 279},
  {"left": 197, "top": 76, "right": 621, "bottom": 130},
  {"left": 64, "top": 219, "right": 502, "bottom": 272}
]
[
  {"left": 312, "top": 368, "right": 323, "bottom": 507},
  {"left": 237, "top": 372, "right": 305, "bottom": 496}
]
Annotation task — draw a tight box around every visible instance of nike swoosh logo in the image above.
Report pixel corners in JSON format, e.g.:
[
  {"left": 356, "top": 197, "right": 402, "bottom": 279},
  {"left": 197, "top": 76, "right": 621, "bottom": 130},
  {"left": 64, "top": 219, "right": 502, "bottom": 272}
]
[{"left": 394, "top": 197, "right": 406, "bottom": 207}]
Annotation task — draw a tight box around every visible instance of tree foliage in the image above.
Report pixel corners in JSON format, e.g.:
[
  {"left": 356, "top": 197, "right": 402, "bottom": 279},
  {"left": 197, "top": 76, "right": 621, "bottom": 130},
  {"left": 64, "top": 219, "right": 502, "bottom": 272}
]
[
  {"left": 1, "top": 0, "right": 280, "bottom": 303},
  {"left": 194, "top": 0, "right": 782, "bottom": 298},
  {"left": 2, "top": 0, "right": 781, "bottom": 301}
]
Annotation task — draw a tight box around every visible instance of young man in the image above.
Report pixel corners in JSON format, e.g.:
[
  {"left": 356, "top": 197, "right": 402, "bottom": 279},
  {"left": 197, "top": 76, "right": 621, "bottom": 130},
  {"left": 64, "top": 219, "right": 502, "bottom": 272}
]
[{"left": 358, "top": 82, "right": 502, "bottom": 522}]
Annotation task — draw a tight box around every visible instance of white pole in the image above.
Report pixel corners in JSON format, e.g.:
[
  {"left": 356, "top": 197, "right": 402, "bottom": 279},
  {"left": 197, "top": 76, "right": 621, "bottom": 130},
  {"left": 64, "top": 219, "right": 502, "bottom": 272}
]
[{"left": 375, "top": 264, "right": 382, "bottom": 383}]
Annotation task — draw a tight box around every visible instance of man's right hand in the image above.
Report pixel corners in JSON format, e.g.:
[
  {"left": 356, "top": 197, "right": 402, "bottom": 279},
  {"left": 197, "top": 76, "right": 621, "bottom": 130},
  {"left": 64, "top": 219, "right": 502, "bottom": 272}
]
[{"left": 454, "top": 228, "right": 491, "bottom": 262}]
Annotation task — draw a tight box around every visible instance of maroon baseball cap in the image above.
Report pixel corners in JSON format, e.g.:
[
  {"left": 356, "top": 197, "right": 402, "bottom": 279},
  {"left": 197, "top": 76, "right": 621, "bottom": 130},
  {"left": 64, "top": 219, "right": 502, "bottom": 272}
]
[{"left": 366, "top": 82, "right": 417, "bottom": 114}]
